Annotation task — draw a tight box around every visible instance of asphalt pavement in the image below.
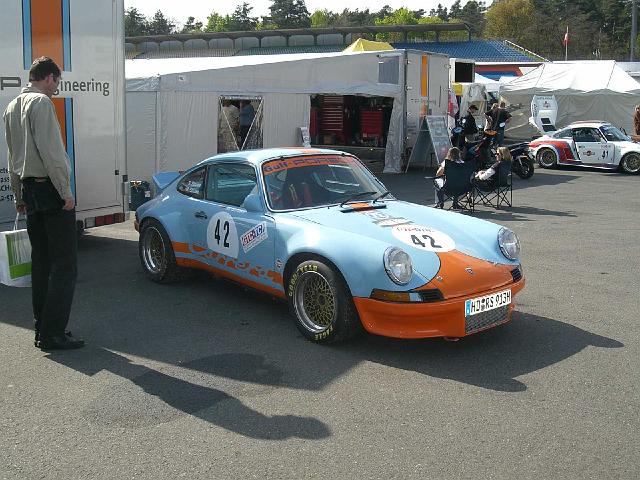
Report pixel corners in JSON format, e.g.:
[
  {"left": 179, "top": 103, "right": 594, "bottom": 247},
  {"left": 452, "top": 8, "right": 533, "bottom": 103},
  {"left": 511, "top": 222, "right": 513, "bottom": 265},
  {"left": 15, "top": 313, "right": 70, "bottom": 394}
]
[{"left": 1, "top": 165, "right": 638, "bottom": 479}]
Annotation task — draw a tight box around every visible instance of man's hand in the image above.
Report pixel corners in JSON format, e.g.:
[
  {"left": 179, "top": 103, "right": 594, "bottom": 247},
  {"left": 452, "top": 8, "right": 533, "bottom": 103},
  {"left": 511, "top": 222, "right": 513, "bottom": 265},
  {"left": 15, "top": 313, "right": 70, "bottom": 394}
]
[
  {"left": 63, "top": 197, "right": 75, "bottom": 211},
  {"left": 16, "top": 205, "right": 26, "bottom": 215}
]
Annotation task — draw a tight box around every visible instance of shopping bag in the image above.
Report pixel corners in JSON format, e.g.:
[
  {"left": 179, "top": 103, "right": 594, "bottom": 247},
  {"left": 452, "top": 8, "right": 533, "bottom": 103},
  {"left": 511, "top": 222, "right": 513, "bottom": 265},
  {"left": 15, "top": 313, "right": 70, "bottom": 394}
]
[{"left": 0, "top": 214, "right": 31, "bottom": 287}]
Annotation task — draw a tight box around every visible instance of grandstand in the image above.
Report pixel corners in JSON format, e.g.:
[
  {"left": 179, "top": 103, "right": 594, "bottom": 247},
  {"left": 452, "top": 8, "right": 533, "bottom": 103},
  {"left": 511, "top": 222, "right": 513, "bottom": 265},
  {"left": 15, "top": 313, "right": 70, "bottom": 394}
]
[{"left": 125, "top": 24, "right": 545, "bottom": 64}]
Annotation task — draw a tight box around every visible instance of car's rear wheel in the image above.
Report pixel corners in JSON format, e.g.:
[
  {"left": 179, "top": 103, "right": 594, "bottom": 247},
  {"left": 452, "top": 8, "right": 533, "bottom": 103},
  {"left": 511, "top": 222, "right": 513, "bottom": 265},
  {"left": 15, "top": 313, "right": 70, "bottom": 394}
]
[
  {"left": 536, "top": 148, "right": 558, "bottom": 168},
  {"left": 139, "top": 219, "right": 185, "bottom": 283},
  {"left": 620, "top": 152, "right": 640, "bottom": 174},
  {"left": 287, "top": 259, "right": 363, "bottom": 343}
]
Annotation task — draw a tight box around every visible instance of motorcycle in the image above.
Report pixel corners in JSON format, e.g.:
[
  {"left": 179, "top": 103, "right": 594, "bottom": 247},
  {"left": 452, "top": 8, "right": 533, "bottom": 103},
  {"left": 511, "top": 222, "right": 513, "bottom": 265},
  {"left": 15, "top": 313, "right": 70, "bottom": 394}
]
[
  {"left": 466, "top": 132, "right": 535, "bottom": 179},
  {"left": 506, "top": 142, "right": 535, "bottom": 179}
]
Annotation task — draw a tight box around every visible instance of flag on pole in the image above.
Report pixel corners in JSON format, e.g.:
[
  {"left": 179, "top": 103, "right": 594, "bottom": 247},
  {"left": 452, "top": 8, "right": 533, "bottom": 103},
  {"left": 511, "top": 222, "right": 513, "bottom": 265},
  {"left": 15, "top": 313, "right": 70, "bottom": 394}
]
[{"left": 562, "top": 26, "right": 569, "bottom": 46}]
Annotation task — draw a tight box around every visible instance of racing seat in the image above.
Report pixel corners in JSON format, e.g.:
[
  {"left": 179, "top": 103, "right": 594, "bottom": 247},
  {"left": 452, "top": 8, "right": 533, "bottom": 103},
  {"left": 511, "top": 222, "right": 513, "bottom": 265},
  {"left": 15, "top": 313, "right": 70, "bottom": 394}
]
[
  {"left": 473, "top": 159, "right": 512, "bottom": 208},
  {"left": 281, "top": 170, "right": 314, "bottom": 209},
  {"left": 433, "top": 160, "right": 475, "bottom": 212}
]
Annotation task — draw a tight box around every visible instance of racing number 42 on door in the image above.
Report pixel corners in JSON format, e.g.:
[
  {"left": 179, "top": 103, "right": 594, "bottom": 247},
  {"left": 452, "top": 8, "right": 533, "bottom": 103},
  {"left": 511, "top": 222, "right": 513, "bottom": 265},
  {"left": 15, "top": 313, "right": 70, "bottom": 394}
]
[{"left": 214, "top": 219, "right": 230, "bottom": 247}]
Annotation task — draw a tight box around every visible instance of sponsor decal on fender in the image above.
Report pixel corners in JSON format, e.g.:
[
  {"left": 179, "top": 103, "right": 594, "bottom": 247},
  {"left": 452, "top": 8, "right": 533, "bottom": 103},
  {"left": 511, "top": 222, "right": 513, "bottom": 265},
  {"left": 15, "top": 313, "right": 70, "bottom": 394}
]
[{"left": 241, "top": 221, "right": 268, "bottom": 253}]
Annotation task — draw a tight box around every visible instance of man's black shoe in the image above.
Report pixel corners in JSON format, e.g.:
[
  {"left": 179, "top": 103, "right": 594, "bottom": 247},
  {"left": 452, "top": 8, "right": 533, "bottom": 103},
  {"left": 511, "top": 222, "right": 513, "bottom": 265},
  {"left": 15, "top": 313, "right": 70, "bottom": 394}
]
[{"left": 38, "top": 334, "right": 85, "bottom": 351}]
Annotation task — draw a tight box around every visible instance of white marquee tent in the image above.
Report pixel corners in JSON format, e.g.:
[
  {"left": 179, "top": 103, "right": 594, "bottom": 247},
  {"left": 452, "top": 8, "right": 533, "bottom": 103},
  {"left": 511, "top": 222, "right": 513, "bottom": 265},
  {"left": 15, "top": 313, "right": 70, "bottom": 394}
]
[
  {"left": 499, "top": 61, "right": 640, "bottom": 140},
  {"left": 125, "top": 51, "right": 409, "bottom": 181}
]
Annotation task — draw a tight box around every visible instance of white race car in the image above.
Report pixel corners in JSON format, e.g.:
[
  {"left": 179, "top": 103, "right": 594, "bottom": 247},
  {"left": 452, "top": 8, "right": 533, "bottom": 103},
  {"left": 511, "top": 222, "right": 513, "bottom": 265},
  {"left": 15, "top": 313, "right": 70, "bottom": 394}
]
[{"left": 529, "top": 121, "right": 640, "bottom": 174}]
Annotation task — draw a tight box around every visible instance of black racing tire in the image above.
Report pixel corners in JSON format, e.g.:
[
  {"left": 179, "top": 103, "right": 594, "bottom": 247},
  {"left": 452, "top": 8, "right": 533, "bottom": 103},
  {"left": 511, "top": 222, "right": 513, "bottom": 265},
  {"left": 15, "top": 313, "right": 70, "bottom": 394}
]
[
  {"left": 514, "top": 156, "right": 535, "bottom": 179},
  {"left": 619, "top": 152, "right": 640, "bottom": 174},
  {"left": 139, "top": 218, "right": 185, "bottom": 283},
  {"left": 536, "top": 148, "right": 558, "bottom": 168},
  {"left": 286, "top": 259, "right": 363, "bottom": 343}
]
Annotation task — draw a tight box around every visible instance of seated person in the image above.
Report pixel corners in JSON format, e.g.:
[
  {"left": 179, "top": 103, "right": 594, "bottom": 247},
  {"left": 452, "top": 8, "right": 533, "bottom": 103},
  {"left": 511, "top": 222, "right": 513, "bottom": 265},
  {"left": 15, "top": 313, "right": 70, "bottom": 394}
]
[
  {"left": 435, "top": 147, "right": 465, "bottom": 209},
  {"left": 473, "top": 146, "right": 511, "bottom": 189}
]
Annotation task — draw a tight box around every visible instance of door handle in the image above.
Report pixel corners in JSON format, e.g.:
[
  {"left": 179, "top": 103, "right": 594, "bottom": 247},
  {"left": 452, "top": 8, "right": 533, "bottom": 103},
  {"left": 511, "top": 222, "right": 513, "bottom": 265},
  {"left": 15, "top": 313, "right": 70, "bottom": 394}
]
[{"left": 194, "top": 211, "right": 208, "bottom": 219}]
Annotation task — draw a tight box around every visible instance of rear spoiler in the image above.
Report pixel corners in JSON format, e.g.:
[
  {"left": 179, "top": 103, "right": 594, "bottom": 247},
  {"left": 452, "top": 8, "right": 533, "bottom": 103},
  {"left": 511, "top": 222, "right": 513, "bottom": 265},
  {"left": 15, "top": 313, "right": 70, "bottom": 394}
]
[{"left": 152, "top": 171, "right": 181, "bottom": 192}]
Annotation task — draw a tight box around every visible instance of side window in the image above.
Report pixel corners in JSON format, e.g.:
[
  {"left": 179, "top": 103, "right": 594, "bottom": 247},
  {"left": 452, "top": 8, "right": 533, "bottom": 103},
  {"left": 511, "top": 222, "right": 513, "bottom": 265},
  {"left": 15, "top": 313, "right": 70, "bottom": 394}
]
[
  {"left": 206, "top": 163, "right": 257, "bottom": 207},
  {"left": 573, "top": 128, "right": 599, "bottom": 143},
  {"left": 177, "top": 167, "right": 206, "bottom": 199},
  {"left": 554, "top": 129, "right": 572, "bottom": 139}
]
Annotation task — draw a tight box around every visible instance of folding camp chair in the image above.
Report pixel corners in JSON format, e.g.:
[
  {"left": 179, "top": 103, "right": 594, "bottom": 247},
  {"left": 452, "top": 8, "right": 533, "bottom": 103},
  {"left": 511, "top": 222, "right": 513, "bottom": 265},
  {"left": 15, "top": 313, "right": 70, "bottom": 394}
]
[
  {"left": 433, "top": 160, "right": 475, "bottom": 212},
  {"left": 473, "top": 159, "right": 512, "bottom": 208}
]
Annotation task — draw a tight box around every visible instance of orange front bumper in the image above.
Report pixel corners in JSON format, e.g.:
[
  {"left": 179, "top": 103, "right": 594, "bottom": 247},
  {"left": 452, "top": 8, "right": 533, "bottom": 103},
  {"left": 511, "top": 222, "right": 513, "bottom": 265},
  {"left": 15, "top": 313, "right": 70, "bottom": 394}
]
[{"left": 354, "top": 277, "right": 525, "bottom": 339}]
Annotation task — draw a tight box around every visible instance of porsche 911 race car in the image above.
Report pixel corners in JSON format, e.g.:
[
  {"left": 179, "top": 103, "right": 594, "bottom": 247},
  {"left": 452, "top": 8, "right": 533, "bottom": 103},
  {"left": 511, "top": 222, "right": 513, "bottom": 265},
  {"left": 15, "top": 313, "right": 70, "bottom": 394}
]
[
  {"left": 529, "top": 121, "right": 640, "bottom": 174},
  {"left": 134, "top": 148, "right": 525, "bottom": 343}
]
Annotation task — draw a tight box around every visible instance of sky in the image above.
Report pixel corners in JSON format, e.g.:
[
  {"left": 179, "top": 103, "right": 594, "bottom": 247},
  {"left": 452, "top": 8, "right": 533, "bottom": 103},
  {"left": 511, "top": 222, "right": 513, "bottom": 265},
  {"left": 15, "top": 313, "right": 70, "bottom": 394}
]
[{"left": 124, "top": 0, "right": 459, "bottom": 26}]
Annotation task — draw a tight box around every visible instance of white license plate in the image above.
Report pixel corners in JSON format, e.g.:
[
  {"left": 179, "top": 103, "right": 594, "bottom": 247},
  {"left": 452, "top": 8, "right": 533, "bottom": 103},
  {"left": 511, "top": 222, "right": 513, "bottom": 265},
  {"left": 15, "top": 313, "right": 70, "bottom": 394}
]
[{"left": 465, "top": 289, "right": 511, "bottom": 317}]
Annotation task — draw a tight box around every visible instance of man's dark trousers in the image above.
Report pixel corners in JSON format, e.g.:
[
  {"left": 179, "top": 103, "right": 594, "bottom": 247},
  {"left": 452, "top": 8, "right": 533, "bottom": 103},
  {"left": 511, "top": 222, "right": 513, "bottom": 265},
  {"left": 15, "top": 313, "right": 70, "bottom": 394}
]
[{"left": 23, "top": 180, "right": 77, "bottom": 339}]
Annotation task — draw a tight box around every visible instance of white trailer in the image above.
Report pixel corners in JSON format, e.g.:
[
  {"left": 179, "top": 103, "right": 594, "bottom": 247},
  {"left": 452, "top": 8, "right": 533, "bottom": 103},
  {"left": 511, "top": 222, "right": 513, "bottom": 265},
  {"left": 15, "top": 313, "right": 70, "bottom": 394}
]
[{"left": 0, "top": 0, "right": 127, "bottom": 231}]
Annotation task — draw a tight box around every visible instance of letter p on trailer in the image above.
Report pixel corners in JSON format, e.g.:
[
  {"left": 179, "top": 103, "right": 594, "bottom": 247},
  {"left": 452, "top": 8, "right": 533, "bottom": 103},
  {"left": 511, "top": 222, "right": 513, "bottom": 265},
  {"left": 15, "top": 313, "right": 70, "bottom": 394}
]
[{"left": 0, "top": 0, "right": 128, "bottom": 232}]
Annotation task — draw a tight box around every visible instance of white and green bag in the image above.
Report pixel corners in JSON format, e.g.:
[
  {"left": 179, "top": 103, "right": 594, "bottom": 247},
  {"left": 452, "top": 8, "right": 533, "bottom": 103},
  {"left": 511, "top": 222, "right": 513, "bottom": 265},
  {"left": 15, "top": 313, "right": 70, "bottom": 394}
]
[{"left": 0, "top": 214, "right": 32, "bottom": 287}]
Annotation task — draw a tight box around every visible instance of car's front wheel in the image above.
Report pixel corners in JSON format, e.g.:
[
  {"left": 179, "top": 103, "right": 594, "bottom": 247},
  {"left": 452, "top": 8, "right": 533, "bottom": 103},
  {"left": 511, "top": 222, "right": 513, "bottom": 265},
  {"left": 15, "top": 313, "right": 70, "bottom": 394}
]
[
  {"left": 287, "top": 259, "right": 363, "bottom": 343},
  {"left": 139, "top": 219, "right": 185, "bottom": 283},
  {"left": 536, "top": 148, "right": 558, "bottom": 168},
  {"left": 620, "top": 152, "right": 640, "bottom": 174}
]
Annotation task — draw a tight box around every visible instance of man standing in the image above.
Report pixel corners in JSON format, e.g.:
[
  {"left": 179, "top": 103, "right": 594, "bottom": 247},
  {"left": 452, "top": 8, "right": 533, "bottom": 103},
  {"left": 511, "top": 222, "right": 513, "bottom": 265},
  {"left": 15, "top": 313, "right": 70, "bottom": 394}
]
[
  {"left": 239, "top": 100, "right": 256, "bottom": 148},
  {"left": 496, "top": 101, "right": 512, "bottom": 146},
  {"left": 3, "top": 57, "right": 83, "bottom": 350},
  {"left": 462, "top": 104, "right": 479, "bottom": 145}
]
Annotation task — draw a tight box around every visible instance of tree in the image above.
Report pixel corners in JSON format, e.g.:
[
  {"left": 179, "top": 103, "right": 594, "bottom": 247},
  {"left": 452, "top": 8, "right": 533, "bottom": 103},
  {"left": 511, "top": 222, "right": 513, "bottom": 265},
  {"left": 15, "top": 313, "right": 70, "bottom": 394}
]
[
  {"left": 375, "top": 8, "right": 419, "bottom": 41},
  {"left": 331, "top": 9, "right": 376, "bottom": 27},
  {"left": 124, "top": 7, "right": 148, "bottom": 37},
  {"left": 204, "top": 12, "right": 231, "bottom": 32},
  {"left": 180, "top": 16, "right": 203, "bottom": 33},
  {"left": 484, "top": 0, "right": 534, "bottom": 42},
  {"left": 266, "top": 0, "right": 311, "bottom": 29},
  {"left": 147, "top": 10, "right": 176, "bottom": 35},
  {"left": 228, "top": 3, "right": 258, "bottom": 31},
  {"left": 428, "top": 4, "right": 449, "bottom": 21},
  {"left": 459, "top": 0, "right": 486, "bottom": 35},
  {"left": 449, "top": 0, "right": 463, "bottom": 19},
  {"left": 310, "top": 9, "right": 334, "bottom": 28}
]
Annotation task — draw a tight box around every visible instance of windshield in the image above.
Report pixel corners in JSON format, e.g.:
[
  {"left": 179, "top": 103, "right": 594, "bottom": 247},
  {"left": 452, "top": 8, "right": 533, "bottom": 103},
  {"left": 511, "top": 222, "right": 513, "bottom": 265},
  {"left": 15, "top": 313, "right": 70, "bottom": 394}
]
[
  {"left": 262, "top": 155, "right": 388, "bottom": 210},
  {"left": 599, "top": 125, "right": 630, "bottom": 142}
]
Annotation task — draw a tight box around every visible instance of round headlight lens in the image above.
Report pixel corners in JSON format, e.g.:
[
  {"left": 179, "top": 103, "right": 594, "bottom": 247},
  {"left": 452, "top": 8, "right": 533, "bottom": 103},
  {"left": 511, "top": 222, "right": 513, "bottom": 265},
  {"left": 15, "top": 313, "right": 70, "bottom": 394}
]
[
  {"left": 498, "top": 227, "right": 520, "bottom": 260},
  {"left": 384, "top": 247, "right": 413, "bottom": 285}
]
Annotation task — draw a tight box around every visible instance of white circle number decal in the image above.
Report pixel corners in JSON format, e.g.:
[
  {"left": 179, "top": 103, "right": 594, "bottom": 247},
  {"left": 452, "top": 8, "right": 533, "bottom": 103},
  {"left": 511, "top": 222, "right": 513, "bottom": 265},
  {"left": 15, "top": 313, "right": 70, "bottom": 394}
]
[
  {"left": 392, "top": 224, "right": 455, "bottom": 252},
  {"left": 207, "top": 212, "right": 239, "bottom": 258}
]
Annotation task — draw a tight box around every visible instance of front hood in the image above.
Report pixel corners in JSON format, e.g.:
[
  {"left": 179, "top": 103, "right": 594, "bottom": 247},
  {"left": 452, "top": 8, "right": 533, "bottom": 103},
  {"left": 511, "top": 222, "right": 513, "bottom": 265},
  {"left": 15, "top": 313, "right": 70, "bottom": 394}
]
[
  {"left": 616, "top": 140, "right": 639, "bottom": 150},
  {"left": 286, "top": 201, "right": 513, "bottom": 266}
]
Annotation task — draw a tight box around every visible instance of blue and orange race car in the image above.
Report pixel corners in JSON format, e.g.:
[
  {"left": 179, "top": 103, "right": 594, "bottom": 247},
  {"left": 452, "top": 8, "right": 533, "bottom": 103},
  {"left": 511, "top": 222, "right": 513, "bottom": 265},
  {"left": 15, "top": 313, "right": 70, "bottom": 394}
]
[{"left": 135, "top": 148, "right": 525, "bottom": 343}]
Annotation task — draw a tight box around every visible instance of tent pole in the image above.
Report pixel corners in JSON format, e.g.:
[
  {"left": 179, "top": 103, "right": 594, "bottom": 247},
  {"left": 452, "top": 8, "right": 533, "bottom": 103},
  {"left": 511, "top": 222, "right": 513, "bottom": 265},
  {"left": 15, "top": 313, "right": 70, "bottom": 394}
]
[{"left": 632, "top": 0, "right": 638, "bottom": 61}]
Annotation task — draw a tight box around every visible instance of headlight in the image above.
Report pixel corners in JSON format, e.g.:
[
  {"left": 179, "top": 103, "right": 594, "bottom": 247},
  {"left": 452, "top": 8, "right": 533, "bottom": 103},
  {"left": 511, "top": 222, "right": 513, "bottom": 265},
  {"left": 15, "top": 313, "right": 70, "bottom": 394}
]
[
  {"left": 384, "top": 247, "right": 413, "bottom": 285},
  {"left": 498, "top": 227, "right": 520, "bottom": 260}
]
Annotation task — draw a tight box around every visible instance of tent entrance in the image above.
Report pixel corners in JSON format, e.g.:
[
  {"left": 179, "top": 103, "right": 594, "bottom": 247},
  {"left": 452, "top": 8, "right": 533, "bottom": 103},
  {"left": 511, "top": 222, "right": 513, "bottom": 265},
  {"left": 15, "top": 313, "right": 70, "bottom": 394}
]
[
  {"left": 218, "top": 95, "right": 263, "bottom": 153},
  {"left": 310, "top": 94, "right": 393, "bottom": 153}
]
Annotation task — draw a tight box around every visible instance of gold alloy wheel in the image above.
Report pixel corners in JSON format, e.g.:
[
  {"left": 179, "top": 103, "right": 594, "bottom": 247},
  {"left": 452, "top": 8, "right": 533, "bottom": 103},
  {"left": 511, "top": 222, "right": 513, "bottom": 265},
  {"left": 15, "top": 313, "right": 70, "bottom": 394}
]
[
  {"left": 142, "top": 226, "right": 166, "bottom": 274},
  {"left": 294, "top": 271, "right": 337, "bottom": 333}
]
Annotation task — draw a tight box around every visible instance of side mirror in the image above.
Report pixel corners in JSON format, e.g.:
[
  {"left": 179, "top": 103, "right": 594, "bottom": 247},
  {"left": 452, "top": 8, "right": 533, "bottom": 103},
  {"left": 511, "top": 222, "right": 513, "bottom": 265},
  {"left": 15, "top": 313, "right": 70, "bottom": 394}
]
[{"left": 242, "top": 193, "right": 263, "bottom": 212}]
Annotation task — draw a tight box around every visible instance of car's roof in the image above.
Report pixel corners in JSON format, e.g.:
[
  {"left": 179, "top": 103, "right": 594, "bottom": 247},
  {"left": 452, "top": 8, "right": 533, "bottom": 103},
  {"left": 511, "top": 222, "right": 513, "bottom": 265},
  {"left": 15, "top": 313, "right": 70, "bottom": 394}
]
[
  {"left": 562, "top": 121, "right": 611, "bottom": 128},
  {"left": 198, "top": 147, "right": 353, "bottom": 167}
]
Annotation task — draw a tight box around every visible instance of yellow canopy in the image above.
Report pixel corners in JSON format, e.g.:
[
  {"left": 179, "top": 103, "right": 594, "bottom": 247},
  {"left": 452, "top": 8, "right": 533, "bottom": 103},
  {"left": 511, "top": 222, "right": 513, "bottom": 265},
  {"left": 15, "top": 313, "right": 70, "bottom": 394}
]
[{"left": 343, "top": 38, "right": 394, "bottom": 52}]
